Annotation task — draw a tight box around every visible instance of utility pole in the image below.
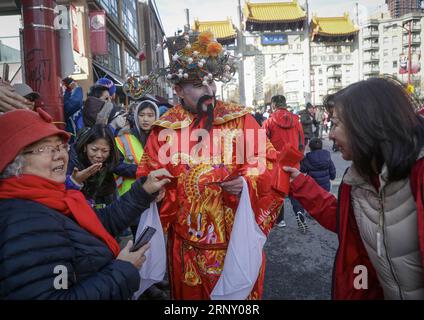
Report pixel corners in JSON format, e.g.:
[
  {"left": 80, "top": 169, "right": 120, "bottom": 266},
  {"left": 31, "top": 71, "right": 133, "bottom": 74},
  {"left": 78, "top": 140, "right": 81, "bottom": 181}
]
[
  {"left": 356, "top": 2, "right": 361, "bottom": 82},
  {"left": 304, "top": 0, "right": 311, "bottom": 106},
  {"left": 237, "top": 0, "right": 246, "bottom": 106},
  {"left": 184, "top": 8, "right": 190, "bottom": 32}
]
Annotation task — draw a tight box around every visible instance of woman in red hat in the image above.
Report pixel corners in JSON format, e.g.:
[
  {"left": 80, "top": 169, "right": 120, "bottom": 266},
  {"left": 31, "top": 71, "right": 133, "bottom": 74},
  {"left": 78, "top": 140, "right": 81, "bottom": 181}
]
[{"left": 0, "top": 108, "right": 172, "bottom": 299}]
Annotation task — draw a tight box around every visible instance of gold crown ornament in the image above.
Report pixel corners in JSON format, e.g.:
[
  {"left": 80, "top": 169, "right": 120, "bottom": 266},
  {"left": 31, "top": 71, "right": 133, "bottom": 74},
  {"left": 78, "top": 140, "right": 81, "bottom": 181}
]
[
  {"left": 165, "top": 31, "right": 238, "bottom": 85},
  {"left": 123, "top": 31, "right": 240, "bottom": 99}
]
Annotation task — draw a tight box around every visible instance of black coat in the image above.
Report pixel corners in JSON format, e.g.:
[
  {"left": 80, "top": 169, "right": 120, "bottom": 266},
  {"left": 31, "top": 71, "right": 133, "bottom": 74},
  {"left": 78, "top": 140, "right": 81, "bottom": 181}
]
[
  {"left": 298, "top": 110, "right": 318, "bottom": 139},
  {"left": 67, "top": 145, "right": 117, "bottom": 206},
  {"left": 0, "top": 178, "right": 155, "bottom": 299},
  {"left": 300, "top": 149, "right": 336, "bottom": 191}
]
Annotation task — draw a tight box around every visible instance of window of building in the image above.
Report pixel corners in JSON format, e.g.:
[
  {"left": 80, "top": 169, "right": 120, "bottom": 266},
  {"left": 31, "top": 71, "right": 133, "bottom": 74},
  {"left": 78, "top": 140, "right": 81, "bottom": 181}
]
[
  {"left": 125, "top": 51, "right": 139, "bottom": 75},
  {"left": 297, "top": 44, "right": 302, "bottom": 50},
  {"left": 318, "top": 68, "right": 322, "bottom": 75},
  {"left": 321, "top": 56, "right": 327, "bottom": 62},
  {"left": 319, "top": 79, "right": 323, "bottom": 86},
  {"left": 122, "top": 0, "right": 138, "bottom": 46},
  {"left": 312, "top": 56, "right": 318, "bottom": 62},
  {"left": 107, "top": 35, "right": 121, "bottom": 75},
  {"left": 100, "top": 0, "right": 118, "bottom": 20},
  {"left": 383, "top": 49, "right": 389, "bottom": 56},
  {"left": 392, "top": 35, "right": 398, "bottom": 43},
  {"left": 345, "top": 54, "right": 352, "bottom": 60},
  {"left": 288, "top": 44, "right": 293, "bottom": 50},
  {"left": 94, "top": 34, "right": 121, "bottom": 75},
  {"left": 393, "top": 61, "right": 397, "bottom": 68},
  {"left": 338, "top": 55, "right": 343, "bottom": 61},
  {"left": 329, "top": 55, "right": 335, "bottom": 61},
  {"left": 383, "top": 37, "right": 389, "bottom": 44}
]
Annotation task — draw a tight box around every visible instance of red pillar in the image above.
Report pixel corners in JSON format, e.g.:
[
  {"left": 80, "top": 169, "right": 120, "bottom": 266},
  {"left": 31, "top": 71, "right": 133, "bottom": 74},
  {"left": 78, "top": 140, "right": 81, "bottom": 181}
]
[
  {"left": 21, "top": 0, "right": 64, "bottom": 128},
  {"left": 408, "top": 21, "right": 412, "bottom": 85}
]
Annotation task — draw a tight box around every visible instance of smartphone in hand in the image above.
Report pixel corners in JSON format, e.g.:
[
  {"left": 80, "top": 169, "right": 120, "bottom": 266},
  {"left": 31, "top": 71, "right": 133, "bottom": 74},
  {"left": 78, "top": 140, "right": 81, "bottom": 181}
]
[{"left": 130, "top": 226, "right": 156, "bottom": 252}]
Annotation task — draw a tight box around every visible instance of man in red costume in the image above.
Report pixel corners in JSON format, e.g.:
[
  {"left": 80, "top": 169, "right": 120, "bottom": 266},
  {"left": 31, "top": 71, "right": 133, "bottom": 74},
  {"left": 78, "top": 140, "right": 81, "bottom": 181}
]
[{"left": 135, "top": 31, "right": 290, "bottom": 300}]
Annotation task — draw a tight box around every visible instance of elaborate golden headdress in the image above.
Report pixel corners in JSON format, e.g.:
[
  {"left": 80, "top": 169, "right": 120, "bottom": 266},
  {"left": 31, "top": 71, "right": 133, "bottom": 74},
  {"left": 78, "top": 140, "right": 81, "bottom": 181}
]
[{"left": 123, "top": 31, "right": 239, "bottom": 100}]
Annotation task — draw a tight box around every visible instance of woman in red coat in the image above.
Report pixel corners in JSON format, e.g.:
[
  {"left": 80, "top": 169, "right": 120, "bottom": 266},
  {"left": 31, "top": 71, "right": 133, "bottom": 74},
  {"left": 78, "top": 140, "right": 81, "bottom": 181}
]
[{"left": 284, "top": 77, "right": 424, "bottom": 300}]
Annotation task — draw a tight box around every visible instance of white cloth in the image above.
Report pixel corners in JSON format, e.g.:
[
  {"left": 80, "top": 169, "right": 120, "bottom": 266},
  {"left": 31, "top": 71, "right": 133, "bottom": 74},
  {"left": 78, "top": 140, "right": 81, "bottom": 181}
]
[
  {"left": 210, "top": 178, "right": 266, "bottom": 300},
  {"left": 132, "top": 202, "right": 166, "bottom": 300}
]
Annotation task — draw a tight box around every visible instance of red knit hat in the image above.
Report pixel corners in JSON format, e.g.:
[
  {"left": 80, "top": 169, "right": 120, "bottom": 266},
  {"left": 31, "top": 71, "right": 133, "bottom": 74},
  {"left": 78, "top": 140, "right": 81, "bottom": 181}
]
[{"left": 0, "top": 108, "right": 70, "bottom": 173}]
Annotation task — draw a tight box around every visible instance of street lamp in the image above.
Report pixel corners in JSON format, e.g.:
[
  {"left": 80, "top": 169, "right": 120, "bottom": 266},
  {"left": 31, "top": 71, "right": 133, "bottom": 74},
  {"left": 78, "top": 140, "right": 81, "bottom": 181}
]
[{"left": 396, "top": 21, "right": 412, "bottom": 84}]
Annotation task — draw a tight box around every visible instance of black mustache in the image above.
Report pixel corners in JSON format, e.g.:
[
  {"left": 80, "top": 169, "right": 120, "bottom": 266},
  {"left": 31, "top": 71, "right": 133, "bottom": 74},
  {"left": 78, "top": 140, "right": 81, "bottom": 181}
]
[
  {"left": 193, "top": 95, "right": 215, "bottom": 138},
  {"left": 197, "top": 95, "right": 214, "bottom": 106}
]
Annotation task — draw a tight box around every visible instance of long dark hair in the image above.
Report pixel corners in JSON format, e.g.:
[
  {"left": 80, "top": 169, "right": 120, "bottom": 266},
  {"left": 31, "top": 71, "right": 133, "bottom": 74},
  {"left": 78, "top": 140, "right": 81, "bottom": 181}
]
[
  {"left": 75, "top": 124, "right": 119, "bottom": 172},
  {"left": 325, "top": 77, "right": 424, "bottom": 182}
]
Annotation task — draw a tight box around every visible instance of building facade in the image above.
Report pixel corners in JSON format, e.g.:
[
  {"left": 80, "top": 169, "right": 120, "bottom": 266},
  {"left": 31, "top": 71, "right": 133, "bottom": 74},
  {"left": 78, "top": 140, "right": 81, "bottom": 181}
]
[
  {"left": 242, "top": 0, "right": 308, "bottom": 110},
  {"left": 386, "top": 0, "right": 423, "bottom": 19},
  {"left": 138, "top": 0, "right": 167, "bottom": 97},
  {"left": 310, "top": 13, "right": 360, "bottom": 105},
  {"left": 360, "top": 12, "right": 424, "bottom": 97}
]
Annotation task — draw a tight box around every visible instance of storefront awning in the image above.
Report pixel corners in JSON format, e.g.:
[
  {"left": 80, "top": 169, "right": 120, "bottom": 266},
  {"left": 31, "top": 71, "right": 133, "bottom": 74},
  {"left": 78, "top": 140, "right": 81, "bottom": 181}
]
[{"left": 92, "top": 60, "right": 125, "bottom": 86}]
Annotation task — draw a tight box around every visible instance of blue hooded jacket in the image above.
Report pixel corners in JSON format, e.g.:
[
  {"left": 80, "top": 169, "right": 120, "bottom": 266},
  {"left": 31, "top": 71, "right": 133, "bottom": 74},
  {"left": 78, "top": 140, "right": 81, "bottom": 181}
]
[{"left": 300, "top": 149, "right": 336, "bottom": 191}]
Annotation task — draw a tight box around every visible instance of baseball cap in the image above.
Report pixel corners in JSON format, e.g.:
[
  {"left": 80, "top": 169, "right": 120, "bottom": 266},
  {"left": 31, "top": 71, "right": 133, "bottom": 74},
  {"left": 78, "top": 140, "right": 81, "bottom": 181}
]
[{"left": 12, "top": 83, "right": 40, "bottom": 101}]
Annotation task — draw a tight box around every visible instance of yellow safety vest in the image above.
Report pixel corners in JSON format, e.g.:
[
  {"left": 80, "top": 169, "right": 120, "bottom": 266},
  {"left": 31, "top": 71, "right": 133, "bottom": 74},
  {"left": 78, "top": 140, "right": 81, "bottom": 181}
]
[{"left": 114, "top": 133, "right": 144, "bottom": 196}]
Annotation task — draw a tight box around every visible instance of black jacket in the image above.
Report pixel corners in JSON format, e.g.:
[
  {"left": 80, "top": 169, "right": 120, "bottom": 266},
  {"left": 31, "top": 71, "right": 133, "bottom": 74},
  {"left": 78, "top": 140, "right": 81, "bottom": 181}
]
[
  {"left": 300, "top": 149, "right": 336, "bottom": 192},
  {"left": 0, "top": 178, "right": 155, "bottom": 299},
  {"left": 298, "top": 110, "right": 318, "bottom": 139},
  {"left": 67, "top": 145, "right": 117, "bottom": 206}
]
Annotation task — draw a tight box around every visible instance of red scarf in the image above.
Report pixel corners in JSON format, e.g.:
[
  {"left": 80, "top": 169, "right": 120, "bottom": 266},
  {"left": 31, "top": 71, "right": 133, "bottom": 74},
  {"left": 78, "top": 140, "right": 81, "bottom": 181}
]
[{"left": 0, "top": 174, "right": 120, "bottom": 257}]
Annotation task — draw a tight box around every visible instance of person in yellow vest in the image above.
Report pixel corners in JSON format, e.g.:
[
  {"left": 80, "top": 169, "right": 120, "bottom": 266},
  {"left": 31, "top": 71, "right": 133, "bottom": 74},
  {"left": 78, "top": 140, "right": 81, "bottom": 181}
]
[
  {"left": 114, "top": 99, "right": 160, "bottom": 230},
  {"left": 114, "top": 98, "right": 166, "bottom": 299}
]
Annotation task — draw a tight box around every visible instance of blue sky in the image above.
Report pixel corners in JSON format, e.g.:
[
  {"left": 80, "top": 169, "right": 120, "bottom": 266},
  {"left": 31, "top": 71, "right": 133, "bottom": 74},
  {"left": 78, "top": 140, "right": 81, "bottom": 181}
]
[{"left": 155, "top": 0, "right": 386, "bottom": 36}]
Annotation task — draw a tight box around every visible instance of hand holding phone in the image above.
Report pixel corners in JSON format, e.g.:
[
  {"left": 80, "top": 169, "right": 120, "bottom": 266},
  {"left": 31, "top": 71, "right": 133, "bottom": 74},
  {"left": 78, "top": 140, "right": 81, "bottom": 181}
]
[{"left": 130, "top": 226, "right": 156, "bottom": 252}]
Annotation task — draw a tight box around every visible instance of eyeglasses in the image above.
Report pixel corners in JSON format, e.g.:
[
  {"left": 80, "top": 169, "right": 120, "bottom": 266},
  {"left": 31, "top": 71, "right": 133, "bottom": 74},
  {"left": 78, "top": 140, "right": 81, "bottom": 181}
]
[{"left": 23, "top": 143, "right": 70, "bottom": 156}]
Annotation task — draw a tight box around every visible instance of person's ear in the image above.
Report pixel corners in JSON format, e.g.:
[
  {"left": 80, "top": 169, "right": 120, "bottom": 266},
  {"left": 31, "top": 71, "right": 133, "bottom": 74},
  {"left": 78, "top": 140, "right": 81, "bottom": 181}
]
[{"left": 174, "top": 84, "right": 184, "bottom": 99}]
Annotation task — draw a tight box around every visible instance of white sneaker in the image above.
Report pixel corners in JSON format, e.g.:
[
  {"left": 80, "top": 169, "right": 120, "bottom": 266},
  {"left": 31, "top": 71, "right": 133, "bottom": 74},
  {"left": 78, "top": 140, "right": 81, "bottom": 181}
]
[
  {"left": 295, "top": 211, "right": 308, "bottom": 234},
  {"left": 277, "top": 220, "right": 287, "bottom": 228}
]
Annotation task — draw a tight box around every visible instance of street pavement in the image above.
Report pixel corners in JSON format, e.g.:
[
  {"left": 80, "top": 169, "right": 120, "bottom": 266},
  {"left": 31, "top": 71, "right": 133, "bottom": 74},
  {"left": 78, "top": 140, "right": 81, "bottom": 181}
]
[
  {"left": 263, "top": 134, "right": 351, "bottom": 299},
  {"left": 133, "top": 133, "right": 351, "bottom": 300}
]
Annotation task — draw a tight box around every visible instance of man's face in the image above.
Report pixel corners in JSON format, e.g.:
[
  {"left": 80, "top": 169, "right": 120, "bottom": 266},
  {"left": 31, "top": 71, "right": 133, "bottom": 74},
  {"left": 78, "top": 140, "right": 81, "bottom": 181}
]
[
  {"left": 62, "top": 81, "right": 75, "bottom": 90},
  {"left": 175, "top": 80, "right": 217, "bottom": 112},
  {"left": 99, "top": 90, "right": 111, "bottom": 102}
]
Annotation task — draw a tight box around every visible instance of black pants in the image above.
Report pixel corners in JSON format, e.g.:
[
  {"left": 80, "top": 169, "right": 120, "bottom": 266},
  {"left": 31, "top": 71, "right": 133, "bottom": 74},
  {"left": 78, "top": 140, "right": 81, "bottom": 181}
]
[{"left": 277, "top": 197, "right": 304, "bottom": 222}]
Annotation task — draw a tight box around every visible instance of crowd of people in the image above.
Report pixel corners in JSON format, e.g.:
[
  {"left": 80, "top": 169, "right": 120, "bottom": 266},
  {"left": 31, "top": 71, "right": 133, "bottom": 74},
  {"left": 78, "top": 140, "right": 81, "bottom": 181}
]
[{"left": 1, "top": 30, "right": 424, "bottom": 301}]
